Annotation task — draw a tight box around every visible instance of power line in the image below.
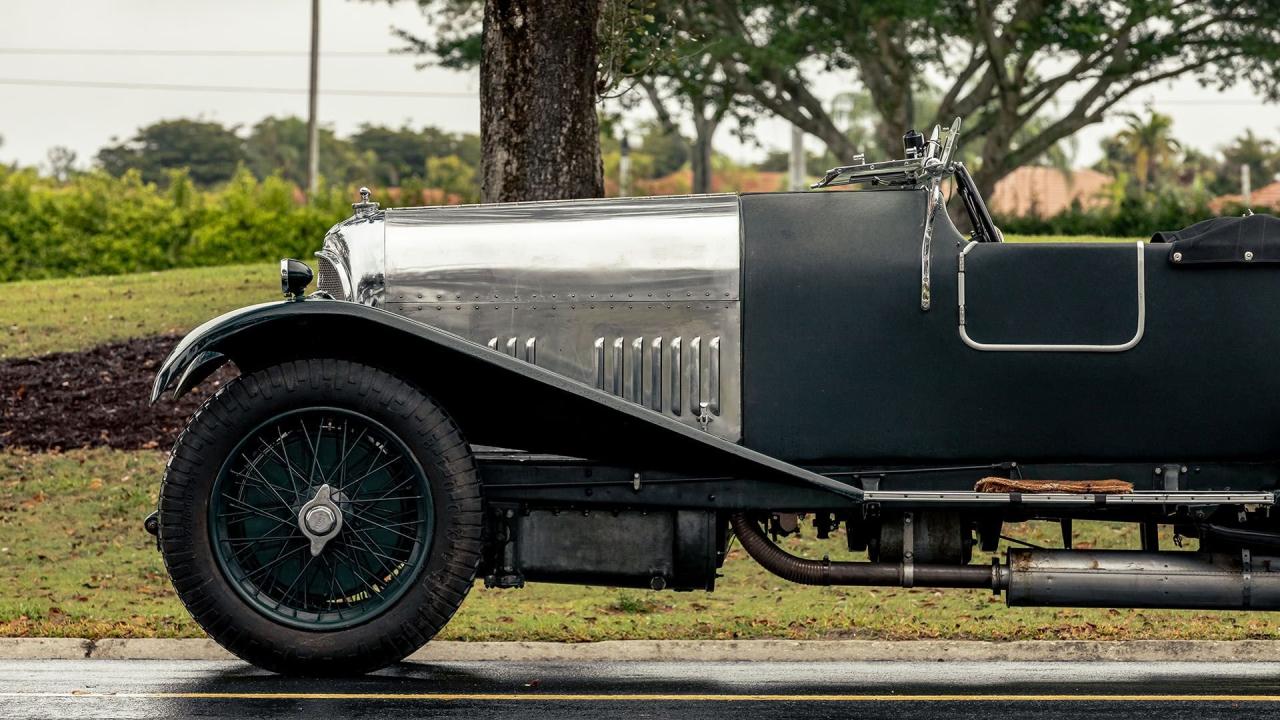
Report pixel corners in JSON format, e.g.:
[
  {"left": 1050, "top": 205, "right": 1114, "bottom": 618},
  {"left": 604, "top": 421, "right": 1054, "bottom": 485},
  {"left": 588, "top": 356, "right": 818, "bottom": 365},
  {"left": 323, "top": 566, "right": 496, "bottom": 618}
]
[
  {"left": 8, "top": 77, "right": 1252, "bottom": 106},
  {"left": 1115, "top": 98, "right": 1270, "bottom": 106},
  {"left": 0, "top": 78, "right": 476, "bottom": 98},
  {"left": 0, "top": 47, "right": 400, "bottom": 58}
]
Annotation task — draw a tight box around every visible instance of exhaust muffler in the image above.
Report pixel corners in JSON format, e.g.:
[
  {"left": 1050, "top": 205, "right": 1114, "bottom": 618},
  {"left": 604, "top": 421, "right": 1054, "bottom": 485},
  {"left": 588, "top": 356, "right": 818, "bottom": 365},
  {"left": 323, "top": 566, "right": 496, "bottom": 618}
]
[
  {"left": 1006, "top": 549, "right": 1280, "bottom": 610},
  {"left": 732, "top": 513, "right": 1280, "bottom": 611}
]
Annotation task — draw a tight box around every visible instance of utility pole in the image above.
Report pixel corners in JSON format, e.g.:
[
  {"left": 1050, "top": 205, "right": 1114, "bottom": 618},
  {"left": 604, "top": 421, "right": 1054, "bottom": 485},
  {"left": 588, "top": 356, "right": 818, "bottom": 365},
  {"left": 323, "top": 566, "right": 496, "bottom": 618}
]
[
  {"left": 619, "top": 136, "right": 631, "bottom": 197},
  {"left": 788, "top": 125, "right": 806, "bottom": 191},
  {"left": 305, "top": 0, "right": 320, "bottom": 199},
  {"left": 1242, "top": 163, "right": 1252, "bottom": 208}
]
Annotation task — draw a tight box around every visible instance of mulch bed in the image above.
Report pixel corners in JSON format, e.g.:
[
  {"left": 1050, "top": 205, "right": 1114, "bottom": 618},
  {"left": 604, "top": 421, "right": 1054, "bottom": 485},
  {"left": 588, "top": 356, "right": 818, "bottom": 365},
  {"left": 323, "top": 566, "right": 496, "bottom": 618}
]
[{"left": 0, "top": 335, "right": 237, "bottom": 451}]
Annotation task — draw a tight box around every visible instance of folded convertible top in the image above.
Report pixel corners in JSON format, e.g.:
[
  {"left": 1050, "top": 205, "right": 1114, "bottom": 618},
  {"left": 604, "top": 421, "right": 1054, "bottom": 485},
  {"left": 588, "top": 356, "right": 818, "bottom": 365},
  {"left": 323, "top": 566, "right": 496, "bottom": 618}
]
[{"left": 1153, "top": 213, "right": 1280, "bottom": 265}]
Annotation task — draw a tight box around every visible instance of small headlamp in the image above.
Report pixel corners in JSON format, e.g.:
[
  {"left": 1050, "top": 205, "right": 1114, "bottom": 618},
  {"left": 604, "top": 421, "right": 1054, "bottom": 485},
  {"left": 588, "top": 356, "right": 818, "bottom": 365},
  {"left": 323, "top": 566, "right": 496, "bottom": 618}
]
[{"left": 280, "top": 258, "right": 314, "bottom": 299}]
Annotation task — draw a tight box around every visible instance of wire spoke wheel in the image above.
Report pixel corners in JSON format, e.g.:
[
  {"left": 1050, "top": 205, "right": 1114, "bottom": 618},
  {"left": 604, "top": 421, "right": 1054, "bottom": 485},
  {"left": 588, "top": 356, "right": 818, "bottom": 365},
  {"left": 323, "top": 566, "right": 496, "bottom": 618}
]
[
  {"left": 162, "top": 359, "right": 481, "bottom": 674},
  {"left": 210, "top": 407, "right": 434, "bottom": 630}
]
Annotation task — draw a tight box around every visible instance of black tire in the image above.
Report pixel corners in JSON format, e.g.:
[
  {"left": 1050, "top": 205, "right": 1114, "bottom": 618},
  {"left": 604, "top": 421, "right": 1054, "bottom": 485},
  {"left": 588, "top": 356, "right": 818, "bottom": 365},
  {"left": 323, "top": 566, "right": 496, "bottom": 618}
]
[{"left": 158, "top": 358, "right": 483, "bottom": 675}]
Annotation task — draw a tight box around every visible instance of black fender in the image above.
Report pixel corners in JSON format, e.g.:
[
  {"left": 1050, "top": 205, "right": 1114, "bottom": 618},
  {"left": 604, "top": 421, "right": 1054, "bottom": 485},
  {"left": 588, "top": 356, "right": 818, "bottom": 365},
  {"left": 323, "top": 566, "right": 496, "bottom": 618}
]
[{"left": 152, "top": 299, "right": 861, "bottom": 501}]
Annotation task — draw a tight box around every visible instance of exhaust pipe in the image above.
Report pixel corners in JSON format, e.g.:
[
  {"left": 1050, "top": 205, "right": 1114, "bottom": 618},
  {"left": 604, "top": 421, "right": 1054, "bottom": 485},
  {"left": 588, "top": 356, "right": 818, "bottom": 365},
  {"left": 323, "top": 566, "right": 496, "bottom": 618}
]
[
  {"left": 732, "top": 514, "right": 1280, "bottom": 610},
  {"left": 729, "top": 513, "right": 1003, "bottom": 589},
  {"left": 1007, "top": 549, "right": 1280, "bottom": 610}
]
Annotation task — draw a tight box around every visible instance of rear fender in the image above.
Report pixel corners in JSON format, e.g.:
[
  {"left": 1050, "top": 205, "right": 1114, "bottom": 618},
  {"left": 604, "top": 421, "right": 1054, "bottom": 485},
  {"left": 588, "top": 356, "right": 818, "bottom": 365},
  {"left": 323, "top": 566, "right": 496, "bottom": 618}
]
[{"left": 152, "top": 299, "right": 861, "bottom": 500}]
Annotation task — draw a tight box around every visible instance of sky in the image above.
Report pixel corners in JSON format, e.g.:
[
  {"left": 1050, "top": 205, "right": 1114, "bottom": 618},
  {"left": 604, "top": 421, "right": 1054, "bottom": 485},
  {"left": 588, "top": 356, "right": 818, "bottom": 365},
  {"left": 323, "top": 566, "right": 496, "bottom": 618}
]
[{"left": 0, "top": 0, "right": 1275, "bottom": 175}]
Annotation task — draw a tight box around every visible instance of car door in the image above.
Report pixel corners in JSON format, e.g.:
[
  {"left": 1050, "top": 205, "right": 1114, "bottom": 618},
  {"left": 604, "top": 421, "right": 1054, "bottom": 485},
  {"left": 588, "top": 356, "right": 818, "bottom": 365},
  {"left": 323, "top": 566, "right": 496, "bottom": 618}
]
[{"left": 957, "top": 240, "right": 1145, "bottom": 352}]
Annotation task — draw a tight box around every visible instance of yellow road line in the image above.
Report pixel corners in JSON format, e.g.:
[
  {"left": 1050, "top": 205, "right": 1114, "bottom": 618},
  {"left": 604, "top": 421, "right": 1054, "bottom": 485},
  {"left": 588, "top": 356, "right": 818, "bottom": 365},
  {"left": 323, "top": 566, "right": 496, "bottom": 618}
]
[{"left": 0, "top": 692, "right": 1278, "bottom": 702}]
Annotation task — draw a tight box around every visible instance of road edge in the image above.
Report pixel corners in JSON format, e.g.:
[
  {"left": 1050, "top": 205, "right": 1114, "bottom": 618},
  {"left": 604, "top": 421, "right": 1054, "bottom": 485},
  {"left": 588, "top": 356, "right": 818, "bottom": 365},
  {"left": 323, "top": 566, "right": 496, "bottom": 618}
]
[{"left": 0, "top": 638, "right": 1277, "bottom": 662}]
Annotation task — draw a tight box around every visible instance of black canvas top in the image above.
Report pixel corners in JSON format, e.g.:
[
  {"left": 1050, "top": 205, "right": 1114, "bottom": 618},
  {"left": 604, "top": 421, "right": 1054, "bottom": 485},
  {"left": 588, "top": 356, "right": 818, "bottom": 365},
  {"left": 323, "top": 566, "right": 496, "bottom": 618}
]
[{"left": 1152, "top": 213, "right": 1280, "bottom": 265}]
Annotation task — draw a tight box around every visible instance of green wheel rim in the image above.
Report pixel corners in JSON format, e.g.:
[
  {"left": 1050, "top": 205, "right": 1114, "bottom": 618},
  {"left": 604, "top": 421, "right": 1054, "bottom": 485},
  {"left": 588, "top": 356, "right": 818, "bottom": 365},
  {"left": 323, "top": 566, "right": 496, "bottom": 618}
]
[{"left": 209, "top": 407, "right": 434, "bottom": 630}]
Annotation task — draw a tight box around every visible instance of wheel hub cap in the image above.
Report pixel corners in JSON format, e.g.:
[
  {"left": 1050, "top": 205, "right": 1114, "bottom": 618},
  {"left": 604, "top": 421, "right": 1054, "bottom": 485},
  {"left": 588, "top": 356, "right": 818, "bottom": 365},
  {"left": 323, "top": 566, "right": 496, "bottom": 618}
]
[
  {"left": 304, "top": 505, "right": 336, "bottom": 534},
  {"left": 298, "top": 484, "right": 343, "bottom": 556}
]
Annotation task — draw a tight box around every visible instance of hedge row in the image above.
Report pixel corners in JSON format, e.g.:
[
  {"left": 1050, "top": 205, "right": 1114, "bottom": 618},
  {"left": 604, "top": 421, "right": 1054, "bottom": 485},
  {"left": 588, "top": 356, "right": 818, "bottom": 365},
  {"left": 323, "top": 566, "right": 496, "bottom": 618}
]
[
  {"left": 0, "top": 167, "right": 353, "bottom": 282},
  {"left": 993, "top": 192, "right": 1225, "bottom": 238}
]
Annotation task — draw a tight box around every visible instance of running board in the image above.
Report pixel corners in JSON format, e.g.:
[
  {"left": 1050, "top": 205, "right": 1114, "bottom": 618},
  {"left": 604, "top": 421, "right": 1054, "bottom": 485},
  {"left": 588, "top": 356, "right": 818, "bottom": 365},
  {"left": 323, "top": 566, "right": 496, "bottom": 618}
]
[
  {"left": 474, "top": 451, "right": 1274, "bottom": 508},
  {"left": 862, "top": 490, "right": 1275, "bottom": 507}
]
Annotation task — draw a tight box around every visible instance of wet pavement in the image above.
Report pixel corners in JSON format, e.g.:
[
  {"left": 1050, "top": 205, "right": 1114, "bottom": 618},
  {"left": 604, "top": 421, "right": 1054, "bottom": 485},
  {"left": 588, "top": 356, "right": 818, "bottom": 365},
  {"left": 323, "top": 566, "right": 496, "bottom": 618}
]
[{"left": 2, "top": 658, "right": 1279, "bottom": 719}]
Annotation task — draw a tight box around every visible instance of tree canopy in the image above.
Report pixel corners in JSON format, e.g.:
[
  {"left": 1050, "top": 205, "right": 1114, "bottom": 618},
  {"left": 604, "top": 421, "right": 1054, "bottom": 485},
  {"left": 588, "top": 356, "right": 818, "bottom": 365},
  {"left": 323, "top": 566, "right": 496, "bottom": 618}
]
[
  {"left": 697, "top": 0, "right": 1280, "bottom": 194},
  {"left": 95, "top": 117, "right": 483, "bottom": 193},
  {"left": 244, "top": 116, "right": 373, "bottom": 187},
  {"left": 97, "top": 119, "right": 245, "bottom": 186},
  {"left": 350, "top": 124, "right": 480, "bottom": 186},
  {"left": 380, "top": 0, "right": 1280, "bottom": 198},
  {"left": 1098, "top": 110, "right": 1182, "bottom": 192}
]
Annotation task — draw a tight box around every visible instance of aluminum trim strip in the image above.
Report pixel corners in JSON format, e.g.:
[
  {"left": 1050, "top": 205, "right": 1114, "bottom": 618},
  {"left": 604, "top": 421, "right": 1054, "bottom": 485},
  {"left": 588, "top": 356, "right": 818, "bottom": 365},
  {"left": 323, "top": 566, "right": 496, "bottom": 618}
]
[
  {"left": 650, "top": 337, "right": 662, "bottom": 411},
  {"left": 709, "top": 336, "right": 721, "bottom": 415},
  {"left": 863, "top": 490, "right": 1272, "bottom": 505},
  {"left": 670, "top": 337, "right": 682, "bottom": 415},
  {"left": 958, "top": 241, "right": 1146, "bottom": 353},
  {"left": 593, "top": 337, "right": 605, "bottom": 389},
  {"left": 631, "top": 337, "right": 643, "bottom": 404},
  {"left": 690, "top": 336, "right": 702, "bottom": 413},
  {"left": 612, "top": 337, "right": 624, "bottom": 396}
]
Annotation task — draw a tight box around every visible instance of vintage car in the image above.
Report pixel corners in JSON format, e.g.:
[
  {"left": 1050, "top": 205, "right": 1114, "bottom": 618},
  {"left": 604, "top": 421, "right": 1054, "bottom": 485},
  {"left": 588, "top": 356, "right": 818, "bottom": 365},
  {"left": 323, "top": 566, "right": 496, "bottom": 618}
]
[{"left": 149, "top": 118, "right": 1280, "bottom": 675}]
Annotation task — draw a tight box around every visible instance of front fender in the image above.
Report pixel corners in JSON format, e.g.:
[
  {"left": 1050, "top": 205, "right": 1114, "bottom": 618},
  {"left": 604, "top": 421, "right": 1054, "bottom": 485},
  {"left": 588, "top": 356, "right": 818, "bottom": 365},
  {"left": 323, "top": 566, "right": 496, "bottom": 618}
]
[
  {"left": 151, "top": 298, "right": 861, "bottom": 501},
  {"left": 152, "top": 301, "right": 290, "bottom": 404}
]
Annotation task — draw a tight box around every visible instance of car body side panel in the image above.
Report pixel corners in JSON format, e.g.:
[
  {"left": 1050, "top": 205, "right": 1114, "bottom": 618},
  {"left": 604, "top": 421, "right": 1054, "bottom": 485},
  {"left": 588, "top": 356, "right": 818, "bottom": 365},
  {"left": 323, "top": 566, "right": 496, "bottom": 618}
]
[
  {"left": 741, "top": 189, "right": 1280, "bottom": 464},
  {"left": 381, "top": 195, "right": 743, "bottom": 441}
]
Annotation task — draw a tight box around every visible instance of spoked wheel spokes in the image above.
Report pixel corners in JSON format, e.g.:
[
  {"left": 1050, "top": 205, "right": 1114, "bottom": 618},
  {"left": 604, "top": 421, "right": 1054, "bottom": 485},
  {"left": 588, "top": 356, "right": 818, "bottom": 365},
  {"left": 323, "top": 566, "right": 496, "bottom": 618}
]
[{"left": 210, "top": 408, "right": 434, "bottom": 630}]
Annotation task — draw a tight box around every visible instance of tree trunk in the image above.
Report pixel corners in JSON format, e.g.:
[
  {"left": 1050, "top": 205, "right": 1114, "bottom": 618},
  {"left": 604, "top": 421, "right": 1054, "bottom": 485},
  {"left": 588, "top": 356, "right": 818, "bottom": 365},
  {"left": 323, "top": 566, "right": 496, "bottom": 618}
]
[
  {"left": 481, "top": 0, "right": 603, "bottom": 203},
  {"left": 690, "top": 101, "right": 719, "bottom": 195},
  {"left": 855, "top": 19, "right": 915, "bottom": 159},
  {"left": 690, "top": 128, "right": 714, "bottom": 194},
  {"left": 969, "top": 166, "right": 1001, "bottom": 209},
  {"left": 872, "top": 90, "right": 912, "bottom": 160}
]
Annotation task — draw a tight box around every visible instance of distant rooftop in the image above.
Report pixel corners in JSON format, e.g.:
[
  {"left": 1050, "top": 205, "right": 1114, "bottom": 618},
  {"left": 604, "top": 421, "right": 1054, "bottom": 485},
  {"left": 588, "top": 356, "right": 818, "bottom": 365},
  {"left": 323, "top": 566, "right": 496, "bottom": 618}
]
[
  {"left": 1210, "top": 180, "right": 1280, "bottom": 214},
  {"left": 988, "top": 166, "right": 1113, "bottom": 218}
]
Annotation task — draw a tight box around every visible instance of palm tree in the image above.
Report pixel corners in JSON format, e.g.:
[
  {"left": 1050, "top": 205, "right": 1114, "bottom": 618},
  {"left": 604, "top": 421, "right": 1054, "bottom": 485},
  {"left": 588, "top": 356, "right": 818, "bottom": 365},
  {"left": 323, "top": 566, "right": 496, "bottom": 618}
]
[
  {"left": 1112, "top": 109, "right": 1181, "bottom": 191},
  {"left": 1220, "top": 129, "right": 1279, "bottom": 193}
]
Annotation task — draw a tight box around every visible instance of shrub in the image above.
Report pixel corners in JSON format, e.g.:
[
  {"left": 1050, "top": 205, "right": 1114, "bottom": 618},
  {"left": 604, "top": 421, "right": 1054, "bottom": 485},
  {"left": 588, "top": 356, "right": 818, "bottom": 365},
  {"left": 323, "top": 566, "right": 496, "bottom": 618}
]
[
  {"left": 0, "top": 166, "right": 353, "bottom": 282},
  {"left": 995, "top": 186, "right": 1218, "bottom": 238}
]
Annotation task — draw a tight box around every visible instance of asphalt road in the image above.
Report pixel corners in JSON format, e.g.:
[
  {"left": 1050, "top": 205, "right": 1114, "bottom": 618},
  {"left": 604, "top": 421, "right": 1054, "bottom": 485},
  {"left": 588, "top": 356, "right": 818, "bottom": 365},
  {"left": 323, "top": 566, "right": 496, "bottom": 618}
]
[{"left": 3, "top": 659, "right": 1280, "bottom": 719}]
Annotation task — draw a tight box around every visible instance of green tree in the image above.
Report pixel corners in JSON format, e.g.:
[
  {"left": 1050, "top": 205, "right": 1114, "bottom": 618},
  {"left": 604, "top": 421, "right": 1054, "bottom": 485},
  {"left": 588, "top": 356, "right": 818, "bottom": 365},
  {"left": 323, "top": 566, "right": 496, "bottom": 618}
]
[
  {"left": 1219, "top": 129, "right": 1280, "bottom": 193},
  {"left": 756, "top": 148, "right": 830, "bottom": 176},
  {"left": 699, "top": 0, "right": 1280, "bottom": 196},
  {"left": 634, "top": 36, "right": 737, "bottom": 192},
  {"left": 244, "top": 116, "right": 371, "bottom": 186},
  {"left": 636, "top": 121, "right": 688, "bottom": 178},
  {"left": 425, "top": 154, "right": 479, "bottom": 202},
  {"left": 374, "top": 0, "right": 670, "bottom": 201},
  {"left": 350, "top": 124, "right": 479, "bottom": 186},
  {"left": 97, "top": 119, "right": 244, "bottom": 186},
  {"left": 1098, "top": 110, "right": 1182, "bottom": 192},
  {"left": 1177, "top": 146, "right": 1223, "bottom": 192},
  {"left": 45, "top": 146, "right": 78, "bottom": 183},
  {"left": 479, "top": 0, "right": 605, "bottom": 201}
]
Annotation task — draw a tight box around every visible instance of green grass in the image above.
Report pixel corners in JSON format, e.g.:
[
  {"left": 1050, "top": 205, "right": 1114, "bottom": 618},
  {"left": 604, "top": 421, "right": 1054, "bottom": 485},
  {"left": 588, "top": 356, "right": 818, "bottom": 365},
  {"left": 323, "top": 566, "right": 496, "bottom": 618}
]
[
  {"left": 0, "top": 263, "right": 277, "bottom": 359},
  {"left": 3, "top": 448, "right": 1278, "bottom": 642},
  {"left": 1004, "top": 234, "right": 1145, "bottom": 244}
]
